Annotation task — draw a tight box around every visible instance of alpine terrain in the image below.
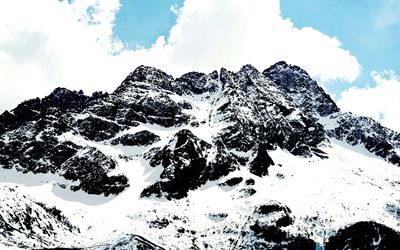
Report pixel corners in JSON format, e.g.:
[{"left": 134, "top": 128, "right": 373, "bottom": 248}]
[{"left": 1, "top": 61, "right": 400, "bottom": 249}]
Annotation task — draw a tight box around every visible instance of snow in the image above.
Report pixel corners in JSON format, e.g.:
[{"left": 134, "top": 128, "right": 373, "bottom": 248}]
[
  {"left": 318, "top": 115, "right": 339, "bottom": 130},
  {"left": 2, "top": 135, "right": 399, "bottom": 249},
  {"left": 285, "top": 108, "right": 302, "bottom": 121},
  {"left": 262, "top": 142, "right": 400, "bottom": 244}
]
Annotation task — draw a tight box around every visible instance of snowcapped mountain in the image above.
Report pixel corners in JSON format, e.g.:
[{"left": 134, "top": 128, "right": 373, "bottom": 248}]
[{"left": 1, "top": 61, "right": 400, "bottom": 249}]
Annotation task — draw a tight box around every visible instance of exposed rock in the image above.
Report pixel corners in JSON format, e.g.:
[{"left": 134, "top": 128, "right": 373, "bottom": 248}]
[
  {"left": 238, "top": 188, "right": 257, "bottom": 198},
  {"left": 218, "top": 177, "right": 243, "bottom": 187},
  {"left": 190, "top": 121, "right": 199, "bottom": 127},
  {"left": 236, "top": 202, "right": 316, "bottom": 249},
  {"left": 325, "top": 221, "right": 400, "bottom": 250},
  {"left": 263, "top": 61, "right": 339, "bottom": 117},
  {"left": 172, "top": 71, "right": 219, "bottom": 95},
  {"left": 61, "top": 147, "right": 129, "bottom": 196},
  {"left": 111, "top": 131, "right": 160, "bottom": 146},
  {"left": 48, "top": 141, "right": 82, "bottom": 167},
  {"left": 112, "top": 85, "right": 191, "bottom": 127},
  {"left": 148, "top": 218, "right": 170, "bottom": 229},
  {"left": 141, "top": 129, "right": 238, "bottom": 199},
  {"left": 326, "top": 112, "right": 400, "bottom": 166},
  {"left": 215, "top": 65, "right": 327, "bottom": 158},
  {"left": 52, "top": 234, "right": 165, "bottom": 250},
  {"left": 0, "top": 184, "right": 78, "bottom": 248},
  {"left": 75, "top": 115, "right": 124, "bottom": 141},
  {"left": 208, "top": 213, "right": 228, "bottom": 222},
  {"left": 245, "top": 178, "right": 255, "bottom": 186},
  {"left": 123, "top": 65, "right": 174, "bottom": 91},
  {"left": 249, "top": 143, "right": 275, "bottom": 177},
  {"left": 84, "top": 99, "right": 117, "bottom": 120}
]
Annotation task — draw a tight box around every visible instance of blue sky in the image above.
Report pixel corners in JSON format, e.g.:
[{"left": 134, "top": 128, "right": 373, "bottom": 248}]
[
  {"left": 113, "top": 0, "right": 399, "bottom": 98},
  {"left": 114, "top": 0, "right": 183, "bottom": 48},
  {"left": 281, "top": 0, "right": 400, "bottom": 96}
]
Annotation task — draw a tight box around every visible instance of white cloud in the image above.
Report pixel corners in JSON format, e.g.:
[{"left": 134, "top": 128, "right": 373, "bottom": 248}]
[
  {"left": 0, "top": 0, "right": 128, "bottom": 112},
  {"left": 373, "top": 0, "right": 400, "bottom": 30},
  {"left": 170, "top": 4, "right": 180, "bottom": 15},
  {"left": 126, "top": 0, "right": 361, "bottom": 82},
  {"left": 0, "top": 0, "right": 361, "bottom": 112},
  {"left": 338, "top": 71, "right": 400, "bottom": 132}
]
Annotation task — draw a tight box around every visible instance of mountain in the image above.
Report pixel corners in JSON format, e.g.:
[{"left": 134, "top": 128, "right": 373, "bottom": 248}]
[{"left": 0, "top": 61, "right": 400, "bottom": 249}]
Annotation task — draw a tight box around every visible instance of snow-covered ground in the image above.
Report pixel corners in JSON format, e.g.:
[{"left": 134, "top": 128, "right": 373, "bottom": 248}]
[{"left": 2, "top": 128, "right": 400, "bottom": 249}]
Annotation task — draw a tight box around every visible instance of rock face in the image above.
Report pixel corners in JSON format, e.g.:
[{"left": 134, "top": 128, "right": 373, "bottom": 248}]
[
  {"left": 141, "top": 129, "right": 238, "bottom": 199},
  {"left": 325, "top": 112, "right": 400, "bottom": 166},
  {"left": 236, "top": 202, "right": 316, "bottom": 250},
  {"left": 1, "top": 62, "right": 400, "bottom": 249},
  {"left": 249, "top": 143, "right": 275, "bottom": 177},
  {"left": 39, "top": 234, "right": 165, "bottom": 250},
  {"left": 263, "top": 61, "right": 339, "bottom": 117},
  {"left": 0, "top": 184, "right": 78, "bottom": 249},
  {"left": 61, "top": 147, "right": 128, "bottom": 196},
  {"left": 75, "top": 115, "right": 124, "bottom": 141},
  {"left": 214, "top": 65, "right": 327, "bottom": 158},
  {"left": 84, "top": 234, "right": 166, "bottom": 250},
  {"left": 218, "top": 177, "right": 243, "bottom": 187},
  {"left": 111, "top": 130, "right": 160, "bottom": 146},
  {"left": 325, "top": 221, "right": 400, "bottom": 250}
]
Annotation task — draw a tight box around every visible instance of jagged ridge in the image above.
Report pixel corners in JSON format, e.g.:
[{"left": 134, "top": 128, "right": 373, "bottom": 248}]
[{"left": 0, "top": 61, "right": 400, "bottom": 249}]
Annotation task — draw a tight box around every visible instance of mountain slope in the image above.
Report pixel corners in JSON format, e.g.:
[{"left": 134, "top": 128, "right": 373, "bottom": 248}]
[
  {"left": 0, "top": 62, "right": 400, "bottom": 249},
  {"left": 0, "top": 183, "right": 79, "bottom": 249}
]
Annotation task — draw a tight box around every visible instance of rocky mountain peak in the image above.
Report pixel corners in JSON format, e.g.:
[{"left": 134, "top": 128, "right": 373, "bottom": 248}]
[
  {"left": 125, "top": 65, "right": 174, "bottom": 83},
  {"left": 263, "top": 61, "right": 315, "bottom": 88},
  {"left": 44, "top": 87, "right": 88, "bottom": 111},
  {"left": 263, "top": 61, "right": 339, "bottom": 116},
  {"left": 172, "top": 71, "right": 218, "bottom": 95},
  {"left": 49, "top": 87, "right": 84, "bottom": 98},
  {"left": 119, "top": 65, "right": 174, "bottom": 93},
  {"left": 239, "top": 64, "right": 260, "bottom": 76}
]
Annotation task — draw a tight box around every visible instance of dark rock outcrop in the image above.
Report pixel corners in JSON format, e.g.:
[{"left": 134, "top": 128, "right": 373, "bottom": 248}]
[
  {"left": 236, "top": 202, "right": 316, "bottom": 249},
  {"left": 61, "top": 147, "right": 129, "bottom": 196},
  {"left": 111, "top": 131, "right": 160, "bottom": 146},
  {"left": 325, "top": 221, "right": 400, "bottom": 250},
  {"left": 249, "top": 143, "right": 275, "bottom": 177},
  {"left": 172, "top": 71, "right": 219, "bottom": 95},
  {"left": 75, "top": 115, "right": 124, "bottom": 141},
  {"left": 264, "top": 61, "right": 339, "bottom": 117},
  {"left": 326, "top": 112, "right": 400, "bottom": 166},
  {"left": 215, "top": 65, "right": 327, "bottom": 159},
  {"left": 219, "top": 177, "right": 243, "bottom": 187},
  {"left": 40, "top": 234, "right": 165, "bottom": 250},
  {"left": 0, "top": 185, "right": 78, "bottom": 248},
  {"left": 141, "top": 129, "right": 238, "bottom": 199}
]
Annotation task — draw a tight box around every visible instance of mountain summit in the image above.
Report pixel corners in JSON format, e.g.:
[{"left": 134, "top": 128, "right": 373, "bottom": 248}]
[{"left": 0, "top": 62, "right": 400, "bottom": 249}]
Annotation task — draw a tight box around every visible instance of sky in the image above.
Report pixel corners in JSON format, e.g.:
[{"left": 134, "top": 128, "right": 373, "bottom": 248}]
[
  {"left": 0, "top": 0, "right": 399, "bottom": 131},
  {"left": 281, "top": 0, "right": 400, "bottom": 94}
]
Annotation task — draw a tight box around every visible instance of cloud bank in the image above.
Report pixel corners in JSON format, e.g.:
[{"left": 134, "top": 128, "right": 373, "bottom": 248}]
[
  {"left": 132, "top": 0, "right": 361, "bottom": 81},
  {"left": 0, "top": 0, "right": 361, "bottom": 112}
]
